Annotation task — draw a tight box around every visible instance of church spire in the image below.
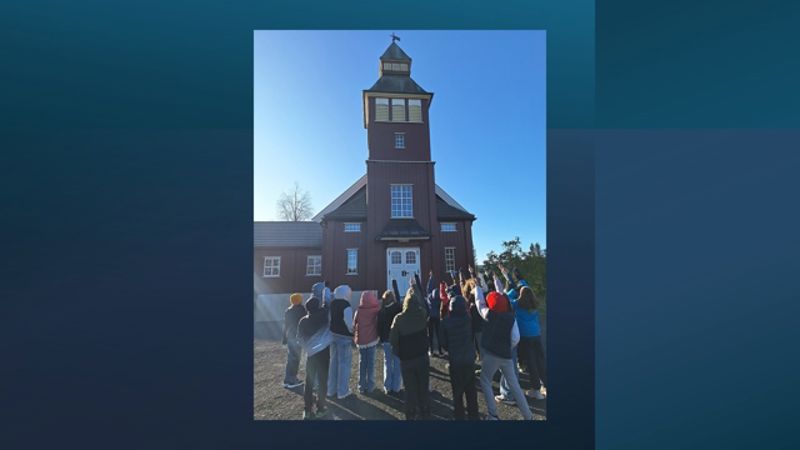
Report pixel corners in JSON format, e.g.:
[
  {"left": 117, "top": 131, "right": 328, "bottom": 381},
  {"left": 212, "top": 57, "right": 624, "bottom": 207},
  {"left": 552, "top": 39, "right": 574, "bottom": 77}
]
[{"left": 379, "top": 40, "right": 411, "bottom": 76}]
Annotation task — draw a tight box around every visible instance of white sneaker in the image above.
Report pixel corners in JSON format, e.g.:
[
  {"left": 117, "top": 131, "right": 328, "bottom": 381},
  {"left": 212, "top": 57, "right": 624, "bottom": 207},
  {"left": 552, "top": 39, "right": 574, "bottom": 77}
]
[
  {"left": 526, "top": 388, "right": 546, "bottom": 400},
  {"left": 494, "top": 394, "right": 516, "bottom": 406}
]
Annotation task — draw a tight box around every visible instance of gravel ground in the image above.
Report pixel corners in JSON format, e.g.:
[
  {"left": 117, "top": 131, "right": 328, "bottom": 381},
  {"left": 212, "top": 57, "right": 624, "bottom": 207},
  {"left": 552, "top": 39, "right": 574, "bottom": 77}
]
[{"left": 254, "top": 323, "right": 547, "bottom": 421}]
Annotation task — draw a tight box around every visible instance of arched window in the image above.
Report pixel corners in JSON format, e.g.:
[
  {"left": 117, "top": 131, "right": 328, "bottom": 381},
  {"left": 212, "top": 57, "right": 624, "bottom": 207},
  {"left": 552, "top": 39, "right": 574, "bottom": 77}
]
[
  {"left": 391, "top": 251, "right": 402, "bottom": 264},
  {"left": 405, "top": 251, "right": 416, "bottom": 264}
]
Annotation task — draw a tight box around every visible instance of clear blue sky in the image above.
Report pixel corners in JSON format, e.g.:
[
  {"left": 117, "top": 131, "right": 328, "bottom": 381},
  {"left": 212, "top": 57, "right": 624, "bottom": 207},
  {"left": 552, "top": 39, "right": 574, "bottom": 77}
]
[{"left": 254, "top": 30, "right": 546, "bottom": 261}]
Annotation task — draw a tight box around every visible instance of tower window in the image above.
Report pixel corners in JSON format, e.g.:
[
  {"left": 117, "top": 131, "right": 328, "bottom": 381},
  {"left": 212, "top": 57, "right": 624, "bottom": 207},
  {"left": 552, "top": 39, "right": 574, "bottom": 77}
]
[
  {"left": 408, "top": 99, "right": 422, "bottom": 122},
  {"left": 394, "top": 133, "right": 405, "bottom": 149},
  {"left": 441, "top": 222, "right": 457, "bottom": 232},
  {"left": 391, "top": 98, "right": 406, "bottom": 122},
  {"left": 390, "top": 184, "right": 413, "bottom": 218},
  {"left": 375, "top": 98, "right": 389, "bottom": 121}
]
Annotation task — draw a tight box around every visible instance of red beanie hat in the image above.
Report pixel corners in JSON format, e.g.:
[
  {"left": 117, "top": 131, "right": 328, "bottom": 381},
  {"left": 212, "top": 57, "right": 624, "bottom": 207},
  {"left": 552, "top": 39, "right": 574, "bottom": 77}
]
[{"left": 486, "top": 291, "right": 510, "bottom": 313}]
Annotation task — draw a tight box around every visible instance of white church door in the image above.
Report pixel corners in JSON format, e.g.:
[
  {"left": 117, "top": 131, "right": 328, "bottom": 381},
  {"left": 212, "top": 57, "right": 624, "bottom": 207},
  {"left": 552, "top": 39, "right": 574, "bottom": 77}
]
[{"left": 386, "top": 247, "right": 420, "bottom": 298}]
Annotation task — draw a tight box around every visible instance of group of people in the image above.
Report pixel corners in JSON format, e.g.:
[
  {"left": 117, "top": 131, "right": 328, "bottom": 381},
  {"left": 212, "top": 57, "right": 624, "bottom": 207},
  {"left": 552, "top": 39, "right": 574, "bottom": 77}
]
[{"left": 281, "top": 265, "right": 547, "bottom": 421}]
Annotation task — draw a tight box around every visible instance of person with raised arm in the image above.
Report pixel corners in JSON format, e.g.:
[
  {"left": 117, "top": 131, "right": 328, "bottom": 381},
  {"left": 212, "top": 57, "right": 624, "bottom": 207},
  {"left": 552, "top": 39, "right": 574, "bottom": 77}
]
[
  {"left": 473, "top": 283, "right": 534, "bottom": 420},
  {"left": 389, "top": 283, "right": 431, "bottom": 420},
  {"left": 425, "top": 271, "right": 443, "bottom": 357},
  {"left": 500, "top": 265, "right": 547, "bottom": 400},
  {"left": 441, "top": 293, "right": 480, "bottom": 420}
]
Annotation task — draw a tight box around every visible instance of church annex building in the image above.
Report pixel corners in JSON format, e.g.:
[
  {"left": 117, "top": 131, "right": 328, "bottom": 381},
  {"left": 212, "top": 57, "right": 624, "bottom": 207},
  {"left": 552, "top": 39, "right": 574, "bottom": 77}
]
[{"left": 255, "top": 40, "right": 476, "bottom": 314}]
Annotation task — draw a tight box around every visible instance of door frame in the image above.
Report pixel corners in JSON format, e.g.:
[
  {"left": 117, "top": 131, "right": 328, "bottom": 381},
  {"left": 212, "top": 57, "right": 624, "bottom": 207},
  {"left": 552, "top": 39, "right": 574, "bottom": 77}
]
[{"left": 386, "top": 247, "right": 420, "bottom": 294}]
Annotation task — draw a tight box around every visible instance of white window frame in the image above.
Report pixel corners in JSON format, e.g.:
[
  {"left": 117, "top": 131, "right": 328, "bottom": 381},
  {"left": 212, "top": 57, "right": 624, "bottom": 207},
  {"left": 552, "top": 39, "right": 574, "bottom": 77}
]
[
  {"left": 441, "top": 222, "right": 457, "bottom": 232},
  {"left": 305, "top": 255, "right": 322, "bottom": 276},
  {"left": 391, "top": 98, "right": 406, "bottom": 122},
  {"left": 346, "top": 248, "right": 359, "bottom": 275},
  {"left": 263, "top": 256, "right": 281, "bottom": 278},
  {"left": 390, "top": 250, "right": 402, "bottom": 264},
  {"left": 390, "top": 184, "right": 413, "bottom": 219},
  {"left": 394, "top": 132, "right": 405, "bottom": 149},
  {"left": 344, "top": 222, "right": 361, "bottom": 233},
  {"left": 444, "top": 247, "right": 456, "bottom": 273},
  {"left": 408, "top": 99, "right": 422, "bottom": 122},
  {"left": 375, "top": 97, "right": 389, "bottom": 122}
]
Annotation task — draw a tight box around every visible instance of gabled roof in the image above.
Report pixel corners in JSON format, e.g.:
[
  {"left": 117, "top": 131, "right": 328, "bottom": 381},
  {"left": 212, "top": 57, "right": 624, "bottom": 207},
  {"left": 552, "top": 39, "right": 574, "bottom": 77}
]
[
  {"left": 323, "top": 186, "right": 367, "bottom": 221},
  {"left": 314, "top": 175, "right": 476, "bottom": 222},
  {"left": 380, "top": 42, "right": 411, "bottom": 61},
  {"left": 254, "top": 221, "right": 322, "bottom": 248},
  {"left": 312, "top": 175, "right": 367, "bottom": 222},
  {"left": 376, "top": 219, "right": 430, "bottom": 241},
  {"left": 366, "top": 75, "right": 429, "bottom": 95},
  {"left": 436, "top": 196, "right": 476, "bottom": 221}
]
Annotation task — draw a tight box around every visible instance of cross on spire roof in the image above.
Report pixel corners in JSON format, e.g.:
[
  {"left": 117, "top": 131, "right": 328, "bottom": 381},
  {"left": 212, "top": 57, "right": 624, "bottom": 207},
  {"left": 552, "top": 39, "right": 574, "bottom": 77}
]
[{"left": 390, "top": 32, "right": 400, "bottom": 43}]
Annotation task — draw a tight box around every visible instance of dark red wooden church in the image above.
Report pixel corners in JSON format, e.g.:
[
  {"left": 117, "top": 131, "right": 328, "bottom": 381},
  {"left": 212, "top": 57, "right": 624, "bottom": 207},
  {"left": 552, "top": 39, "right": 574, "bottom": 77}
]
[{"left": 255, "top": 39, "right": 476, "bottom": 301}]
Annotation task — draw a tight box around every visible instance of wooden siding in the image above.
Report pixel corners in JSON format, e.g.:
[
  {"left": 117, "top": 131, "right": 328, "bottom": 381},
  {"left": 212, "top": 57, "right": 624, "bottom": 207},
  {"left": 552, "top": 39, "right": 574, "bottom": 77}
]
[
  {"left": 254, "top": 247, "right": 324, "bottom": 295},
  {"left": 321, "top": 219, "right": 368, "bottom": 290},
  {"left": 367, "top": 96, "right": 432, "bottom": 162}
]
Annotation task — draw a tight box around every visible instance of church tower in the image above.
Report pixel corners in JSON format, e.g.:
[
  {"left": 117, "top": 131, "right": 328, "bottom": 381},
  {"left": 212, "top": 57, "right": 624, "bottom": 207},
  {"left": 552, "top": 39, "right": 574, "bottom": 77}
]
[{"left": 362, "top": 37, "right": 441, "bottom": 294}]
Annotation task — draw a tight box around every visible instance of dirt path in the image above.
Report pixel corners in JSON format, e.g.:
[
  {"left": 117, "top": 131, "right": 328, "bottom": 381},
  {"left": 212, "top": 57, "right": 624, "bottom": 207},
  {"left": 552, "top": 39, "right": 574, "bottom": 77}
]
[{"left": 254, "top": 326, "right": 547, "bottom": 420}]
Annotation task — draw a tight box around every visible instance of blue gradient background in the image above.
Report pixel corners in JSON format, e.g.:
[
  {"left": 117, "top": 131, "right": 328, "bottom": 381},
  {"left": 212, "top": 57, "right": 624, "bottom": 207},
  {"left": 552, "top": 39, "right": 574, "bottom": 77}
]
[{"left": 3, "top": 0, "right": 800, "bottom": 449}]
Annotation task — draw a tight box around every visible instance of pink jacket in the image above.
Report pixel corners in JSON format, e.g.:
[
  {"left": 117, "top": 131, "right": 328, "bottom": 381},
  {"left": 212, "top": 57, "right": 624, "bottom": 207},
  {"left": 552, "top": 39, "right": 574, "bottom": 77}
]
[{"left": 353, "top": 291, "right": 380, "bottom": 347}]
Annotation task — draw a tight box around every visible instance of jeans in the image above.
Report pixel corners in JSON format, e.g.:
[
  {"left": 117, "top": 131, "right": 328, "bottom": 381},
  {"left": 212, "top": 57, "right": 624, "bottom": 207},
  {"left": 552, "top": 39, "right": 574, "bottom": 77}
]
[
  {"left": 358, "top": 345, "right": 377, "bottom": 392},
  {"left": 499, "top": 345, "right": 520, "bottom": 398},
  {"left": 400, "top": 355, "right": 431, "bottom": 420},
  {"left": 382, "top": 342, "right": 402, "bottom": 392},
  {"left": 284, "top": 338, "right": 303, "bottom": 384},
  {"left": 327, "top": 334, "right": 353, "bottom": 398},
  {"left": 304, "top": 346, "right": 330, "bottom": 414},
  {"left": 479, "top": 349, "right": 533, "bottom": 420},
  {"left": 519, "top": 336, "right": 547, "bottom": 390},
  {"left": 449, "top": 363, "right": 480, "bottom": 420}
]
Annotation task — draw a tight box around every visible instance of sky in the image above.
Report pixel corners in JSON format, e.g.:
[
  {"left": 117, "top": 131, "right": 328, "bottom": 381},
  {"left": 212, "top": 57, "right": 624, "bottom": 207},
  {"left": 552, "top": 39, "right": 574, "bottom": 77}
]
[{"left": 254, "top": 30, "right": 546, "bottom": 261}]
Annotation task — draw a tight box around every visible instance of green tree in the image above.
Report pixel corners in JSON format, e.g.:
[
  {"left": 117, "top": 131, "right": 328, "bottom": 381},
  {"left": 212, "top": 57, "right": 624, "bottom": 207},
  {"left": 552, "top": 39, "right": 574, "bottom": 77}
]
[{"left": 481, "top": 237, "right": 546, "bottom": 302}]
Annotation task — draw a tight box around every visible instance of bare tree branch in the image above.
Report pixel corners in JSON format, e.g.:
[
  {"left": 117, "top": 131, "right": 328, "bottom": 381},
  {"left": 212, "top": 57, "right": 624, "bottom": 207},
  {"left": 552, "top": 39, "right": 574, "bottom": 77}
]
[{"left": 276, "top": 182, "right": 313, "bottom": 221}]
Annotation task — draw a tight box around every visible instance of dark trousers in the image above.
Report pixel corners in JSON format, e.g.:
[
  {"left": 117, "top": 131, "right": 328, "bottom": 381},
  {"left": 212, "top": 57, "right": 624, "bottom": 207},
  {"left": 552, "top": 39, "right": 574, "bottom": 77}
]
[
  {"left": 400, "top": 355, "right": 431, "bottom": 420},
  {"left": 304, "top": 346, "right": 330, "bottom": 413},
  {"left": 519, "top": 336, "right": 547, "bottom": 389},
  {"left": 428, "top": 318, "right": 442, "bottom": 353},
  {"left": 448, "top": 363, "right": 479, "bottom": 420},
  {"left": 284, "top": 339, "right": 302, "bottom": 384}
]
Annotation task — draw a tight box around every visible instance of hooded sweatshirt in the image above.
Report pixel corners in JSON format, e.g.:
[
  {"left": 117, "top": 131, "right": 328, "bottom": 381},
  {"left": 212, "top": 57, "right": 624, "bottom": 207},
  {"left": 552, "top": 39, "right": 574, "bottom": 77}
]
[
  {"left": 377, "top": 293, "right": 403, "bottom": 343},
  {"left": 389, "top": 285, "right": 429, "bottom": 361},
  {"left": 311, "top": 282, "right": 325, "bottom": 302},
  {"left": 441, "top": 295, "right": 476, "bottom": 366},
  {"left": 330, "top": 285, "right": 354, "bottom": 337},
  {"left": 475, "top": 286, "right": 520, "bottom": 359},
  {"left": 353, "top": 290, "right": 380, "bottom": 348},
  {"left": 282, "top": 301, "right": 306, "bottom": 344},
  {"left": 297, "top": 297, "right": 333, "bottom": 357}
]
